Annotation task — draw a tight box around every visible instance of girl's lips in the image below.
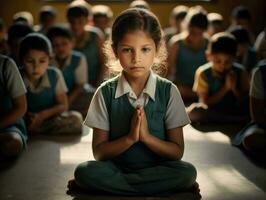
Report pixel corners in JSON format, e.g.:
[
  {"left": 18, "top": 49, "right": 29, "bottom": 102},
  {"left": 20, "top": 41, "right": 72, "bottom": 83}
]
[{"left": 130, "top": 66, "right": 144, "bottom": 70}]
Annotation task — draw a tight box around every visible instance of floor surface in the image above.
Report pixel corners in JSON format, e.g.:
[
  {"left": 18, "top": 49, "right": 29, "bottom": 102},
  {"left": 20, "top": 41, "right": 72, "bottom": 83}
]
[{"left": 0, "top": 124, "right": 265, "bottom": 200}]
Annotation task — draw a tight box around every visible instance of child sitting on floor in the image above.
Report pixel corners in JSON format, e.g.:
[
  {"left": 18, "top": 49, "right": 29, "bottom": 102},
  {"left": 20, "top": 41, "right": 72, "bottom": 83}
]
[
  {"left": 47, "top": 25, "right": 90, "bottom": 116},
  {"left": 19, "top": 33, "right": 83, "bottom": 135},
  {"left": 189, "top": 32, "right": 250, "bottom": 124},
  {"left": 68, "top": 8, "right": 199, "bottom": 197},
  {"left": 232, "top": 59, "right": 266, "bottom": 157},
  {"left": 0, "top": 55, "right": 27, "bottom": 159}
]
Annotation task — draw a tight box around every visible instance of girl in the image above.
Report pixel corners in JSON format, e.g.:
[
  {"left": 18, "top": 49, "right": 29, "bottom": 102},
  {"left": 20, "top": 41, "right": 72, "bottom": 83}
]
[
  {"left": 0, "top": 55, "right": 27, "bottom": 159},
  {"left": 68, "top": 8, "right": 198, "bottom": 196},
  {"left": 19, "top": 33, "right": 82, "bottom": 135}
]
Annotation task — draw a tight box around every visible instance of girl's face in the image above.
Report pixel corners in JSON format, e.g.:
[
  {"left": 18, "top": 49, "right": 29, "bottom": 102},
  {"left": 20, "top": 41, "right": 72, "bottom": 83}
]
[
  {"left": 23, "top": 49, "right": 50, "bottom": 81},
  {"left": 207, "top": 52, "right": 234, "bottom": 75},
  {"left": 115, "top": 30, "right": 157, "bottom": 80},
  {"left": 52, "top": 36, "right": 73, "bottom": 60}
]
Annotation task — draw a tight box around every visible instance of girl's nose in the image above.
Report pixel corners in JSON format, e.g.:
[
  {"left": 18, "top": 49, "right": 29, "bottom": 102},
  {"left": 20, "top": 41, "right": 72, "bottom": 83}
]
[{"left": 132, "top": 51, "right": 141, "bottom": 63}]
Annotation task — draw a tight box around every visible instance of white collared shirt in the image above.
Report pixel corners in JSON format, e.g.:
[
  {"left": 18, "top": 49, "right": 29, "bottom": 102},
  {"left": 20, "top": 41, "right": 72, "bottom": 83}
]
[
  {"left": 52, "top": 52, "right": 88, "bottom": 85},
  {"left": 84, "top": 71, "right": 190, "bottom": 131},
  {"left": 250, "top": 60, "right": 266, "bottom": 100},
  {"left": 0, "top": 55, "right": 26, "bottom": 98},
  {"left": 22, "top": 67, "right": 68, "bottom": 94}
]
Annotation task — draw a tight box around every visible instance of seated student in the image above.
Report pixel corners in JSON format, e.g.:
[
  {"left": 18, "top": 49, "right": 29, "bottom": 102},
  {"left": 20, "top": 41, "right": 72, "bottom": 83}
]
[
  {"left": 34, "top": 5, "right": 57, "bottom": 35},
  {"left": 92, "top": 5, "right": 113, "bottom": 41},
  {"left": 207, "top": 12, "right": 224, "bottom": 37},
  {"left": 7, "top": 23, "right": 33, "bottom": 67},
  {"left": 13, "top": 11, "right": 34, "bottom": 28},
  {"left": 0, "top": 18, "right": 9, "bottom": 55},
  {"left": 164, "top": 5, "right": 188, "bottom": 44},
  {"left": 232, "top": 59, "right": 266, "bottom": 156},
  {"left": 0, "top": 54, "right": 27, "bottom": 159},
  {"left": 230, "top": 26, "right": 257, "bottom": 73},
  {"left": 47, "top": 25, "right": 90, "bottom": 116},
  {"left": 168, "top": 7, "right": 209, "bottom": 102},
  {"left": 189, "top": 32, "right": 250, "bottom": 124},
  {"left": 19, "top": 33, "right": 83, "bottom": 135},
  {"left": 66, "top": 0, "right": 105, "bottom": 88},
  {"left": 68, "top": 8, "right": 199, "bottom": 197}
]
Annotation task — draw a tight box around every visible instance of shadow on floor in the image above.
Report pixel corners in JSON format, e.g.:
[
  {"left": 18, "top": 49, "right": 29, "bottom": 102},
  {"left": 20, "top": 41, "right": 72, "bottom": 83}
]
[
  {"left": 190, "top": 123, "right": 266, "bottom": 169},
  {"left": 68, "top": 192, "right": 201, "bottom": 200},
  {"left": 191, "top": 123, "right": 243, "bottom": 139}
]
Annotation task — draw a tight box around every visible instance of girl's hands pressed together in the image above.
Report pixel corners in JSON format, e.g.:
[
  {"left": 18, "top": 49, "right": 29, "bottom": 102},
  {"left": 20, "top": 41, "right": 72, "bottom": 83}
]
[
  {"left": 139, "top": 106, "right": 150, "bottom": 142},
  {"left": 128, "top": 106, "right": 141, "bottom": 143}
]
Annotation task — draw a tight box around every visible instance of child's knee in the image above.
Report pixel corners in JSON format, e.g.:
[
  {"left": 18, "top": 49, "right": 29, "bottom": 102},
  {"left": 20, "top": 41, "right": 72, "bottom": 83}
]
[
  {"left": 178, "top": 161, "right": 197, "bottom": 188},
  {"left": 0, "top": 132, "right": 23, "bottom": 157},
  {"left": 74, "top": 161, "right": 98, "bottom": 180},
  {"left": 74, "top": 161, "right": 116, "bottom": 185}
]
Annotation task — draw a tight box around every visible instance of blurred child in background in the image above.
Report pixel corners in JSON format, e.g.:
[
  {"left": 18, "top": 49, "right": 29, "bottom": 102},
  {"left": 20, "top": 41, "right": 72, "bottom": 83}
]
[
  {"left": 189, "top": 32, "right": 250, "bottom": 123},
  {"left": 19, "top": 33, "right": 82, "bottom": 135},
  {"left": 0, "top": 55, "right": 27, "bottom": 159}
]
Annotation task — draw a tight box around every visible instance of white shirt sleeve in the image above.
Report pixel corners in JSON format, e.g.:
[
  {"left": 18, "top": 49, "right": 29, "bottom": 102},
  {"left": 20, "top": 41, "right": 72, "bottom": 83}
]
[
  {"left": 5, "top": 58, "right": 27, "bottom": 98},
  {"left": 75, "top": 54, "right": 88, "bottom": 85},
  {"left": 83, "top": 87, "right": 109, "bottom": 131},
  {"left": 250, "top": 67, "right": 265, "bottom": 100},
  {"left": 165, "top": 84, "right": 191, "bottom": 129},
  {"left": 54, "top": 68, "right": 68, "bottom": 94}
]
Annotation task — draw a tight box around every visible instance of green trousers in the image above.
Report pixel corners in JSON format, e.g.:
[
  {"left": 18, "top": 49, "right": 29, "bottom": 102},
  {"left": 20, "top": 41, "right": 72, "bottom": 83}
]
[{"left": 74, "top": 160, "right": 197, "bottom": 196}]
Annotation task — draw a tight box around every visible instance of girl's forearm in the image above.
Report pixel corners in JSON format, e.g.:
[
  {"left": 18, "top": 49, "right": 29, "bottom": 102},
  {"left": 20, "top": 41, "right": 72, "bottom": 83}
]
[
  {"left": 0, "top": 107, "right": 26, "bottom": 129},
  {"left": 141, "top": 134, "right": 183, "bottom": 160},
  {"left": 38, "top": 104, "right": 67, "bottom": 122},
  {"left": 204, "top": 85, "right": 228, "bottom": 106},
  {"left": 93, "top": 135, "right": 136, "bottom": 161}
]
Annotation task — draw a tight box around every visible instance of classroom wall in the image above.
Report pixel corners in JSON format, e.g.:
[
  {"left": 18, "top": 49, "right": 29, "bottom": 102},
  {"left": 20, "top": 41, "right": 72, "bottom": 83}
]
[{"left": 0, "top": 0, "right": 265, "bottom": 34}]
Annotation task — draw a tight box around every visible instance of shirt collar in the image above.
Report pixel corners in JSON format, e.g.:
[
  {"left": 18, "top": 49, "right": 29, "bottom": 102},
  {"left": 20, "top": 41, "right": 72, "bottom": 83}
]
[
  {"left": 115, "top": 70, "right": 157, "bottom": 101},
  {"left": 53, "top": 54, "right": 71, "bottom": 70},
  {"left": 23, "top": 71, "right": 51, "bottom": 92}
]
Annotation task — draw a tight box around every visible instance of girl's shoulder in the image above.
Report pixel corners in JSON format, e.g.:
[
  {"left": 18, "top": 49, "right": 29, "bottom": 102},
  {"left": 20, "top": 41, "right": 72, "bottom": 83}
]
[
  {"left": 46, "top": 66, "right": 64, "bottom": 80},
  {"left": 71, "top": 50, "right": 84, "bottom": 58},
  {"left": 98, "top": 74, "right": 120, "bottom": 94},
  {"left": 155, "top": 74, "right": 173, "bottom": 85}
]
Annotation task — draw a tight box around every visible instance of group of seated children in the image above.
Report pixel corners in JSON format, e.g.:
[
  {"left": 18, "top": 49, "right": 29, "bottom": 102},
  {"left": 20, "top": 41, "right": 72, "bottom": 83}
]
[{"left": 0, "top": 0, "right": 266, "bottom": 197}]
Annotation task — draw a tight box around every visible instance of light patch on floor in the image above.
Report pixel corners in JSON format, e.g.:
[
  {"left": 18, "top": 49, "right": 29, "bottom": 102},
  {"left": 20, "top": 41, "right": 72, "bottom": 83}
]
[
  {"left": 184, "top": 125, "right": 230, "bottom": 144},
  {"left": 197, "top": 165, "right": 265, "bottom": 200},
  {"left": 60, "top": 127, "right": 94, "bottom": 164}
]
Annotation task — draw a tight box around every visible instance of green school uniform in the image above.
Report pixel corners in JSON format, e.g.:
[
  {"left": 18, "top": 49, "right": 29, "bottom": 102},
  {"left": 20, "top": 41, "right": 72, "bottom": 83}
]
[
  {"left": 75, "top": 76, "right": 197, "bottom": 196},
  {"left": 74, "top": 28, "right": 101, "bottom": 87},
  {"left": 175, "top": 39, "right": 207, "bottom": 87}
]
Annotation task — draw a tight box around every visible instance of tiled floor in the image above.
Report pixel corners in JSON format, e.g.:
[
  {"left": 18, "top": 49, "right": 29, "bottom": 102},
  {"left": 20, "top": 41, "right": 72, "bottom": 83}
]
[{"left": 0, "top": 125, "right": 265, "bottom": 200}]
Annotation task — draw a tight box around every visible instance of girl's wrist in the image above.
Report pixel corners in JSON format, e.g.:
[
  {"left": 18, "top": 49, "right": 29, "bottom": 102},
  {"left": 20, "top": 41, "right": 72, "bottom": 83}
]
[{"left": 126, "top": 134, "right": 138, "bottom": 145}]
